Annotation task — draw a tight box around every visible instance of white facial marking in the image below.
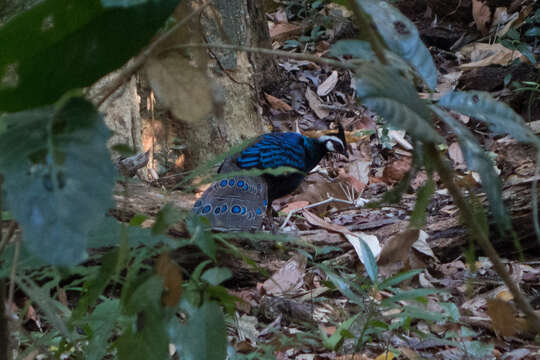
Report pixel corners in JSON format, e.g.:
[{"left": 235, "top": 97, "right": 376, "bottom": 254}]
[
  {"left": 319, "top": 135, "right": 344, "bottom": 153},
  {"left": 326, "top": 141, "right": 336, "bottom": 152}
]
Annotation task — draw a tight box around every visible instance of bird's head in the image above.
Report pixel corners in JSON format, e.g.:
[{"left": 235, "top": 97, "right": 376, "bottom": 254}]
[{"left": 318, "top": 122, "right": 348, "bottom": 158}]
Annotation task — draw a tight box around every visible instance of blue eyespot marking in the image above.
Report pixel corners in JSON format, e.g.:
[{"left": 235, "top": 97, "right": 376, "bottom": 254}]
[
  {"left": 263, "top": 200, "right": 268, "bottom": 206},
  {"left": 232, "top": 205, "right": 241, "bottom": 214},
  {"left": 194, "top": 200, "right": 202, "bottom": 207},
  {"left": 243, "top": 184, "right": 249, "bottom": 191},
  {"left": 220, "top": 180, "right": 227, "bottom": 187},
  {"left": 237, "top": 180, "right": 244, "bottom": 187},
  {"left": 202, "top": 205, "right": 211, "bottom": 214},
  {"left": 241, "top": 207, "right": 246, "bottom": 215},
  {"left": 256, "top": 208, "right": 262, "bottom": 215},
  {"left": 221, "top": 204, "right": 228, "bottom": 213},
  {"left": 229, "top": 179, "right": 235, "bottom": 186},
  {"left": 214, "top": 207, "right": 221, "bottom": 214}
]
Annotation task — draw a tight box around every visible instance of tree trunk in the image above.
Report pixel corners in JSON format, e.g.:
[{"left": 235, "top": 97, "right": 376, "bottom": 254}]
[{"left": 142, "top": 0, "right": 280, "bottom": 172}]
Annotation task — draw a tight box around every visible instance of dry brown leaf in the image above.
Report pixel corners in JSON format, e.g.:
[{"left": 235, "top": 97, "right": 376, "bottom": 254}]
[
  {"left": 459, "top": 43, "right": 524, "bottom": 68},
  {"left": 264, "top": 93, "right": 293, "bottom": 111},
  {"left": 269, "top": 22, "right": 302, "bottom": 40},
  {"left": 305, "top": 87, "right": 329, "bottom": 119},
  {"left": 281, "top": 200, "right": 309, "bottom": 214},
  {"left": 398, "top": 347, "right": 422, "bottom": 360},
  {"left": 302, "top": 210, "right": 381, "bottom": 262},
  {"left": 156, "top": 252, "right": 183, "bottom": 307},
  {"left": 472, "top": 0, "right": 491, "bottom": 35},
  {"left": 486, "top": 299, "right": 523, "bottom": 337},
  {"left": 145, "top": 53, "right": 213, "bottom": 124},
  {"left": 337, "top": 172, "right": 366, "bottom": 194},
  {"left": 262, "top": 254, "right": 306, "bottom": 296},
  {"left": 317, "top": 70, "right": 339, "bottom": 96},
  {"left": 294, "top": 181, "right": 350, "bottom": 213},
  {"left": 448, "top": 142, "right": 465, "bottom": 168},
  {"left": 302, "top": 129, "right": 370, "bottom": 145},
  {"left": 378, "top": 229, "right": 420, "bottom": 266},
  {"left": 456, "top": 172, "right": 480, "bottom": 188},
  {"left": 382, "top": 158, "right": 411, "bottom": 184}
]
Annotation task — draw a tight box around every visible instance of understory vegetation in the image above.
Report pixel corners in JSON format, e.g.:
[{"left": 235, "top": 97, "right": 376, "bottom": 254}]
[{"left": 0, "top": 0, "right": 539, "bottom": 359}]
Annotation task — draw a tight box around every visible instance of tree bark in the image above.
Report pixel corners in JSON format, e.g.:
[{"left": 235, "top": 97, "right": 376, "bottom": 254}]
[{"left": 142, "top": 0, "right": 280, "bottom": 171}]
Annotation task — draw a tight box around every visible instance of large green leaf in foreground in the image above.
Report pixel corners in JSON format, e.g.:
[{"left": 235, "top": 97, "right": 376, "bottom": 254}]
[
  {"left": 0, "top": 97, "right": 116, "bottom": 265},
  {"left": 0, "top": 0, "right": 180, "bottom": 112}
]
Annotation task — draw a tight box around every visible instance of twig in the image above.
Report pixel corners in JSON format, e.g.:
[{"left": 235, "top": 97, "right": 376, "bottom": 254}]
[
  {"left": 0, "top": 175, "right": 8, "bottom": 360},
  {"left": 280, "top": 197, "right": 355, "bottom": 230},
  {"left": 165, "top": 43, "right": 361, "bottom": 72},
  {"left": 0, "top": 222, "right": 16, "bottom": 257},
  {"left": 94, "top": 2, "right": 211, "bottom": 107},
  {"left": 8, "top": 238, "right": 20, "bottom": 311},
  {"left": 532, "top": 147, "right": 540, "bottom": 247},
  {"left": 426, "top": 143, "right": 540, "bottom": 334}
]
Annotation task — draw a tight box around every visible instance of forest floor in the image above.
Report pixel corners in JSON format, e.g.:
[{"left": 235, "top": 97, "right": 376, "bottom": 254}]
[{"left": 119, "top": 1, "right": 540, "bottom": 359}]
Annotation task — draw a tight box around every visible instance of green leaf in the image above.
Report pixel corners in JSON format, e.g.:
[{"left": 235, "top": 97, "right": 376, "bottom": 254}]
[
  {"left": 16, "top": 276, "right": 71, "bottom": 339},
  {"left": 322, "top": 313, "right": 361, "bottom": 350},
  {"left": 72, "top": 248, "right": 120, "bottom": 320},
  {"left": 0, "top": 0, "right": 180, "bottom": 112},
  {"left": 152, "top": 203, "right": 181, "bottom": 235},
  {"left": 382, "top": 288, "right": 441, "bottom": 306},
  {"left": 353, "top": 63, "right": 443, "bottom": 144},
  {"left": 319, "top": 265, "right": 365, "bottom": 305},
  {"left": 328, "top": 39, "right": 374, "bottom": 59},
  {"left": 117, "top": 276, "right": 169, "bottom": 360},
  {"left": 378, "top": 269, "right": 423, "bottom": 290},
  {"left": 187, "top": 214, "right": 216, "bottom": 260},
  {"left": 353, "top": 0, "right": 437, "bottom": 89},
  {"left": 394, "top": 305, "right": 447, "bottom": 322},
  {"left": 431, "top": 105, "right": 512, "bottom": 234},
  {"left": 409, "top": 178, "right": 435, "bottom": 228},
  {"left": 359, "top": 238, "right": 378, "bottom": 283},
  {"left": 0, "top": 97, "right": 116, "bottom": 265},
  {"left": 439, "top": 302, "right": 460, "bottom": 322},
  {"left": 525, "top": 26, "right": 540, "bottom": 36},
  {"left": 83, "top": 299, "right": 121, "bottom": 360},
  {"left": 438, "top": 91, "right": 540, "bottom": 147},
  {"left": 171, "top": 302, "right": 227, "bottom": 360},
  {"left": 201, "top": 267, "right": 232, "bottom": 286},
  {"left": 87, "top": 216, "right": 172, "bottom": 248},
  {"left": 129, "top": 213, "right": 148, "bottom": 226}
]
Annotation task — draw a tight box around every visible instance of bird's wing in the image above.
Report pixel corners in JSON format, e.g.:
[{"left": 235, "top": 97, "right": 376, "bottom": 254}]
[{"left": 235, "top": 133, "right": 308, "bottom": 170}]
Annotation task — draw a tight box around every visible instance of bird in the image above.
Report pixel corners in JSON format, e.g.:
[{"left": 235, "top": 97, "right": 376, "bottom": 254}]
[{"left": 193, "top": 125, "right": 348, "bottom": 231}]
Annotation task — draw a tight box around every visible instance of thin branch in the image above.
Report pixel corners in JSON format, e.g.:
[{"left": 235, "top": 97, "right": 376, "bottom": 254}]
[
  {"left": 165, "top": 43, "right": 361, "bottom": 72},
  {"left": 0, "top": 222, "right": 16, "bottom": 258},
  {"left": 426, "top": 143, "right": 540, "bottom": 334},
  {"left": 0, "top": 175, "right": 8, "bottom": 360},
  {"left": 280, "top": 197, "right": 355, "bottom": 230},
  {"left": 532, "top": 152, "right": 540, "bottom": 247},
  {"left": 8, "top": 238, "right": 20, "bottom": 311},
  {"left": 94, "top": 1, "right": 211, "bottom": 107}
]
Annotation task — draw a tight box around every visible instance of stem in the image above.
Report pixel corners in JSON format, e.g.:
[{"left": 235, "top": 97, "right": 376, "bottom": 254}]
[
  {"left": 533, "top": 152, "right": 540, "bottom": 247},
  {"left": 0, "top": 175, "right": 8, "bottom": 360},
  {"left": 426, "top": 143, "right": 540, "bottom": 334}
]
